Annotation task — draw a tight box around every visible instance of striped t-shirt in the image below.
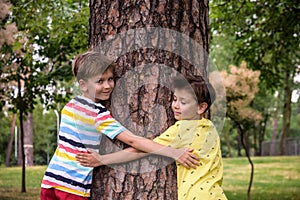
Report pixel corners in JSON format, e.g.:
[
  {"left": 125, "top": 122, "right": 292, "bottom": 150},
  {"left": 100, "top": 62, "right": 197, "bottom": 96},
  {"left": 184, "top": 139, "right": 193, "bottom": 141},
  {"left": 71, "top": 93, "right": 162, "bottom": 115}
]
[{"left": 41, "top": 96, "right": 126, "bottom": 197}]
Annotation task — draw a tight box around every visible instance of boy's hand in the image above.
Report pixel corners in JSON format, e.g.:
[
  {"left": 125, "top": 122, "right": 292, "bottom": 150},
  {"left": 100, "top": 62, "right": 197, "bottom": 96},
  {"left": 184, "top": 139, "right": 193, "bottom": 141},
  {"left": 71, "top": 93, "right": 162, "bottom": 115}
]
[
  {"left": 76, "top": 150, "right": 103, "bottom": 167},
  {"left": 176, "top": 148, "right": 200, "bottom": 169}
]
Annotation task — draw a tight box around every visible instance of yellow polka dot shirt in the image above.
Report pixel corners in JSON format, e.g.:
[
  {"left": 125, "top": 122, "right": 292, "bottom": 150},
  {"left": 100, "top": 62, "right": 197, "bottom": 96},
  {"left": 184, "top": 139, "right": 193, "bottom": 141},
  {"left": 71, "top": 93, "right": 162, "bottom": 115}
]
[{"left": 153, "top": 118, "right": 227, "bottom": 200}]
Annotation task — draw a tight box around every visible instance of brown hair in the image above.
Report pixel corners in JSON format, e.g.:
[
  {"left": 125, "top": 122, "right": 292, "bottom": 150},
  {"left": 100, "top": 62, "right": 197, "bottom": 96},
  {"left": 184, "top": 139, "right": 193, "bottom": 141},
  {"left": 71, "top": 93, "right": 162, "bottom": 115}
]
[
  {"left": 72, "top": 51, "right": 116, "bottom": 82},
  {"left": 172, "top": 74, "right": 216, "bottom": 112}
]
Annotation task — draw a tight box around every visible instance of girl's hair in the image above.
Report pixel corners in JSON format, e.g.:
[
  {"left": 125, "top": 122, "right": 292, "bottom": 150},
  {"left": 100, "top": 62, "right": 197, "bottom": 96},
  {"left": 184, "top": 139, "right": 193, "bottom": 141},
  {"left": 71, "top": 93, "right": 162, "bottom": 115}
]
[
  {"left": 172, "top": 74, "right": 216, "bottom": 112},
  {"left": 72, "top": 51, "right": 116, "bottom": 82}
]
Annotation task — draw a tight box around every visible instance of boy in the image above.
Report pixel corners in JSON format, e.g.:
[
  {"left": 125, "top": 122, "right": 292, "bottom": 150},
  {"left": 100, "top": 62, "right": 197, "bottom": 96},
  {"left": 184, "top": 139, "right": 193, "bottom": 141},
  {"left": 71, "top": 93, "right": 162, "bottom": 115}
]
[
  {"left": 77, "top": 74, "right": 227, "bottom": 200},
  {"left": 40, "top": 51, "right": 199, "bottom": 200}
]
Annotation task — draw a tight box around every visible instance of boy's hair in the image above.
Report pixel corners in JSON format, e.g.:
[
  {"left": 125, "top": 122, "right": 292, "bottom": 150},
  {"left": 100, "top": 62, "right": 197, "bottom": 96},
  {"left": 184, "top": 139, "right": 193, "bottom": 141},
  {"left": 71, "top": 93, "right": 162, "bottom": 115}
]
[
  {"left": 172, "top": 74, "right": 216, "bottom": 112},
  {"left": 72, "top": 51, "right": 116, "bottom": 82}
]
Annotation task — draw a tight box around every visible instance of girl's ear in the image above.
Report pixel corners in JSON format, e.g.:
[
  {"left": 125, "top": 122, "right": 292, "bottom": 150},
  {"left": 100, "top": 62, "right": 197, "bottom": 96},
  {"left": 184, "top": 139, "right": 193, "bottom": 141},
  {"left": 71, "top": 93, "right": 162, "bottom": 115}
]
[
  {"left": 197, "top": 102, "right": 208, "bottom": 115},
  {"left": 79, "top": 79, "right": 87, "bottom": 92}
]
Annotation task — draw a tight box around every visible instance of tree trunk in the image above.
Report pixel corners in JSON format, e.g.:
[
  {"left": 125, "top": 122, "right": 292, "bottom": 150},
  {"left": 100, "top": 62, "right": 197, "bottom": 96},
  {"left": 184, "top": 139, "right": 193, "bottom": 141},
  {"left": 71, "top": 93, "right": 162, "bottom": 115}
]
[
  {"left": 237, "top": 134, "right": 242, "bottom": 157},
  {"left": 5, "top": 114, "right": 17, "bottom": 167},
  {"left": 258, "top": 114, "right": 268, "bottom": 156},
  {"left": 223, "top": 128, "right": 232, "bottom": 157},
  {"left": 17, "top": 74, "right": 26, "bottom": 192},
  {"left": 23, "top": 113, "right": 34, "bottom": 166},
  {"left": 89, "top": 0, "right": 209, "bottom": 199},
  {"left": 253, "top": 127, "right": 257, "bottom": 156},
  {"left": 270, "top": 118, "right": 278, "bottom": 156},
  {"left": 279, "top": 68, "right": 293, "bottom": 155}
]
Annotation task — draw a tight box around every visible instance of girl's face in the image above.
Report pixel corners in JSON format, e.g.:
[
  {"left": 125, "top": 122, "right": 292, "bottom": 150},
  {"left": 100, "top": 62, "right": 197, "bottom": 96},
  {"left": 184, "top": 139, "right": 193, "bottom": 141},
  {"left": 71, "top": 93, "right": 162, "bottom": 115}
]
[
  {"left": 80, "top": 69, "right": 115, "bottom": 102},
  {"left": 171, "top": 88, "right": 201, "bottom": 120}
]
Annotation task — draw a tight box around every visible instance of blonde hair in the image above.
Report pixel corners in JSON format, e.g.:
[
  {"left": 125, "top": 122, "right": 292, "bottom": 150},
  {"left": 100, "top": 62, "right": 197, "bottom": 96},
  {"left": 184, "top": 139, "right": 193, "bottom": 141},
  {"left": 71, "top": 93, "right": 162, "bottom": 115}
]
[{"left": 72, "top": 51, "right": 116, "bottom": 82}]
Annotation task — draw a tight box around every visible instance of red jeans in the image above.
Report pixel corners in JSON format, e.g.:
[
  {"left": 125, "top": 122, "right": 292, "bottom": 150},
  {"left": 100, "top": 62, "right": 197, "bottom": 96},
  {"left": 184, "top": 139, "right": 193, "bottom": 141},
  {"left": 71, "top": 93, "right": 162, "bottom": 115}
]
[{"left": 40, "top": 188, "right": 89, "bottom": 200}]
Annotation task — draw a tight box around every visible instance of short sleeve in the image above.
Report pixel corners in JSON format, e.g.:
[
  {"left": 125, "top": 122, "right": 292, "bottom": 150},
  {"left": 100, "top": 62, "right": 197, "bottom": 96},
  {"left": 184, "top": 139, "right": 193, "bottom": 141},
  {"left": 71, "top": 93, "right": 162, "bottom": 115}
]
[
  {"left": 95, "top": 109, "right": 127, "bottom": 140},
  {"left": 153, "top": 124, "right": 179, "bottom": 147}
]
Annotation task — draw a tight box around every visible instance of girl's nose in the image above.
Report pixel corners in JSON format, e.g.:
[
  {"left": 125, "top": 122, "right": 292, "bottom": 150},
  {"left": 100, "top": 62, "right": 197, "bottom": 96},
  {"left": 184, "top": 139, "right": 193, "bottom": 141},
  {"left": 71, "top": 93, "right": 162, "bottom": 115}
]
[{"left": 103, "top": 81, "right": 111, "bottom": 88}]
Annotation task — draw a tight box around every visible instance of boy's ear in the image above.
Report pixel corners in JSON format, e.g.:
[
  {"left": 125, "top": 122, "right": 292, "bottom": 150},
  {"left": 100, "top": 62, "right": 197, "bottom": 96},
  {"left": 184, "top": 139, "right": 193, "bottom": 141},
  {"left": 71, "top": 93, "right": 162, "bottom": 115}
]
[
  {"left": 79, "top": 79, "right": 87, "bottom": 92},
  {"left": 197, "top": 102, "right": 208, "bottom": 115}
]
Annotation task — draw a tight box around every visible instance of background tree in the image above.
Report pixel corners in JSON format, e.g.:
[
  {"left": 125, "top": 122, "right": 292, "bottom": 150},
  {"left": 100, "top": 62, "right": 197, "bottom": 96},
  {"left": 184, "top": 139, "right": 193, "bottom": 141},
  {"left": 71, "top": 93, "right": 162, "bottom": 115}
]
[
  {"left": 220, "top": 61, "right": 261, "bottom": 200},
  {"left": 0, "top": 0, "right": 89, "bottom": 192},
  {"left": 210, "top": 0, "right": 300, "bottom": 155},
  {"left": 89, "top": 0, "right": 210, "bottom": 199}
]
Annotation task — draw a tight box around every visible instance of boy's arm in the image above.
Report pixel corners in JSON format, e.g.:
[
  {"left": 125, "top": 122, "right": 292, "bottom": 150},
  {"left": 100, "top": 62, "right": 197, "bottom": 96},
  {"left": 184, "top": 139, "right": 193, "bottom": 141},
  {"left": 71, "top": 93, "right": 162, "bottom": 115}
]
[
  {"left": 115, "top": 130, "right": 199, "bottom": 168},
  {"left": 76, "top": 147, "right": 148, "bottom": 167},
  {"left": 77, "top": 130, "right": 199, "bottom": 168}
]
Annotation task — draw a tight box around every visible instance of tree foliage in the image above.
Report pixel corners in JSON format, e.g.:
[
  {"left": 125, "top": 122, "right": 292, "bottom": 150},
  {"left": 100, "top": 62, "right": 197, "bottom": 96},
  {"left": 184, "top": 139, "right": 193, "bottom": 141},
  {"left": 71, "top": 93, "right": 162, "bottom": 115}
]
[
  {"left": 210, "top": 0, "right": 300, "bottom": 156},
  {"left": 221, "top": 61, "right": 261, "bottom": 122},
  {"left": 211, "top": 0, "right": 299, "bottom": 89},
  {"left": 0, "top": 0, "right": 89, "bottom": 113},
  {"left": 0, "top": 0, "right": 89, "bottom": 192}
]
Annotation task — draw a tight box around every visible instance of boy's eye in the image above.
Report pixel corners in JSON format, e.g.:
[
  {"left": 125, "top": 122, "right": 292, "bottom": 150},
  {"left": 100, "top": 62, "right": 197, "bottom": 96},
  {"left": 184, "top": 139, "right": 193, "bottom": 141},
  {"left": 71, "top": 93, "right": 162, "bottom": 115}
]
[{"left": 96, "top": 79, "right": 103, "bottom": 84}]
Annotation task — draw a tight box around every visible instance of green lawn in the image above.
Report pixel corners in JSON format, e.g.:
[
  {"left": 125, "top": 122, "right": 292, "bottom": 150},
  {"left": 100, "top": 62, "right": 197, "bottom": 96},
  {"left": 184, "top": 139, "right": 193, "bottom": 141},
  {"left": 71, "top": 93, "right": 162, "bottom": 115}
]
[
  {"left": 222, "top": 156, "right": 300, "bottom": 200},
  {"left": 0, "top": 156, "right": 299, "bottom": 200}
]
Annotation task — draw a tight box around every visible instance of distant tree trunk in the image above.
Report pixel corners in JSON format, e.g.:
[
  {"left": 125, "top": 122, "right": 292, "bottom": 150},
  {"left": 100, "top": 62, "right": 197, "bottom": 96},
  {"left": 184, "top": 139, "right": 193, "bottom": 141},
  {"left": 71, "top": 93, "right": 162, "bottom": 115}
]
[
  {"left": 17, "top": 74, "right": 26, "bottom": 192},
  {"left": 23, "top": 113, "right": 34, "bottom": 166},
  {"left": 279, "top": 68, "right": 293, "bottom": 155},
  {"left": 257, "top": 114, "right": 268, "bottom": 156},
  {"left": 223, "top": 129, "right": 232, "bottom": 157},
  {"left": 5, "top": 114, "right": 17, "bottom": 167},
  {"left": 253, "top": 128, "right": 257, "bottom": 156},
  {"left": 89, "top": 0, "right": 209, "bottom": 199},
  {"left": 270, "top": 118, "right": 278, "bottom": 156},
  {"left": 244, "top": 132, "right": 250, "bottom": 155},
  {"left": 237, "top": 134, "right": 242, "bottom": 156},
  {"left": 18, "top": 127, "right": 22, "bottom": 166}
]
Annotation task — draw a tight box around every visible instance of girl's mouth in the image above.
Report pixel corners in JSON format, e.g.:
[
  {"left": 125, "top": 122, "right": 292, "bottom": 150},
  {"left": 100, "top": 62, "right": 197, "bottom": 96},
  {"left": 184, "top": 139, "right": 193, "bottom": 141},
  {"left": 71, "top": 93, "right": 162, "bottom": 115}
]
[{"left": 174, "top": 112, "right": 181, "bottom": 115}]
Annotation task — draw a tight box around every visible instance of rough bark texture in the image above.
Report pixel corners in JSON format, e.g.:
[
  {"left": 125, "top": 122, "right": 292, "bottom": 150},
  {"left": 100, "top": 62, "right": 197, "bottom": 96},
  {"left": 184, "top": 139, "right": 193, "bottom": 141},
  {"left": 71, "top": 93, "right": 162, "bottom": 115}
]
[{"left": 89, "top": 0, "right": 209, "bottom": 199}]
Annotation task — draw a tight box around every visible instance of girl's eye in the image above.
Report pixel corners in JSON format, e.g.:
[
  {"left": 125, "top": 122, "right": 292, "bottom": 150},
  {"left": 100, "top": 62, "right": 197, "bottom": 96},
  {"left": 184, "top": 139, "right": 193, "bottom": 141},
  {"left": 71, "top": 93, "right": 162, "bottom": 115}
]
[
  {"left": 108, "top": 77, "right": 114, "bottom": 81},
  {"left": 181, "top": 101, "right": 186, "bottom": 105},
  {"left": 96, "top": 80, "right": 103, "bottom": 84}
]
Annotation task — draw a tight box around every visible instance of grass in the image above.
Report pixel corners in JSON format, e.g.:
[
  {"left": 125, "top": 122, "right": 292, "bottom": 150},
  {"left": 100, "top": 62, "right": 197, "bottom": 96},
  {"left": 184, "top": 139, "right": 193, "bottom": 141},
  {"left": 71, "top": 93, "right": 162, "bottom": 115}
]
[
  {"left": 0, "top": 156, "right": 299, "bottom": 200},
  {"left": 0, "top": 166, "right": 46, "bottom": 200},
  {"left": 222, "top": 156, "right": 300, "bottom": 200}
]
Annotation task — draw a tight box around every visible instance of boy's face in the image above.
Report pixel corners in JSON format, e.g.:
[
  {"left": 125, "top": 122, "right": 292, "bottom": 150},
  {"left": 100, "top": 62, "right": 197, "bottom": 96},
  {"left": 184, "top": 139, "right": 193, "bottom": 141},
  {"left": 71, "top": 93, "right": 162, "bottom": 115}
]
[
  {"left": 171, "top": 88, "right": 201, "bottom": 120},
  {"left": 80, "top": 69, "right": 114, "bottom": 102}
]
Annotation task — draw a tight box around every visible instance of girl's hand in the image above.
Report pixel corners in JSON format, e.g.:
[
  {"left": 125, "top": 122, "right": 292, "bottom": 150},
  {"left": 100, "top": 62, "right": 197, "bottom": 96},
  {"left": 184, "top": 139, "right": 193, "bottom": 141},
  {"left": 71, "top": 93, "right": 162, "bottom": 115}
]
[
  {"left": 76, "top": 150, "right": 103, "bottom": 167},
  {"left": 176, "top": 148, "right": 200, "bottom": 169}
]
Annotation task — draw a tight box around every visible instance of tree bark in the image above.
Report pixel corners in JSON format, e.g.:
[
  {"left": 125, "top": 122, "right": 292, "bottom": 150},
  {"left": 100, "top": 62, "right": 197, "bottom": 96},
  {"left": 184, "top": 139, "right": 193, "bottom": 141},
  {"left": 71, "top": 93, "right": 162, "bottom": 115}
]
[{"left": 89, "top": 0, "right": 209, "bottom": 199}]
